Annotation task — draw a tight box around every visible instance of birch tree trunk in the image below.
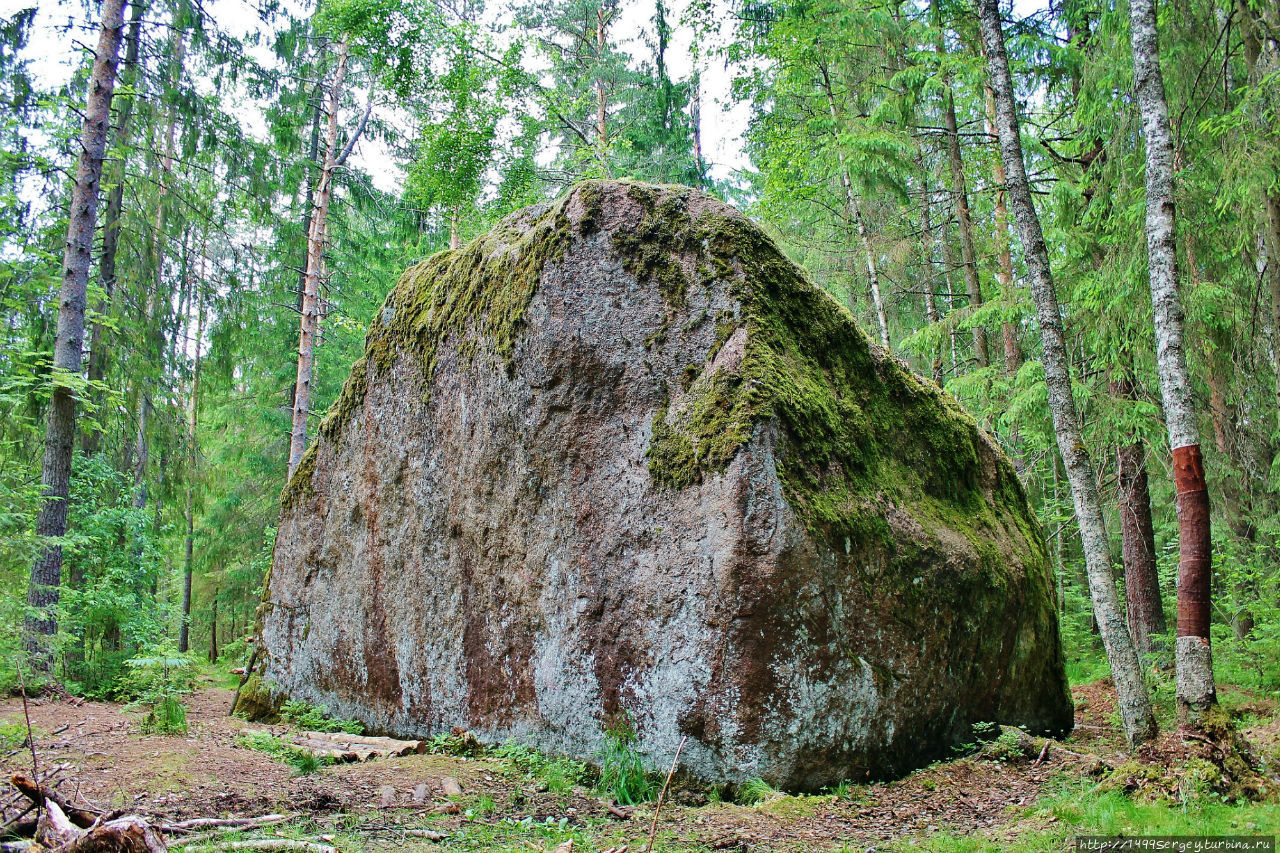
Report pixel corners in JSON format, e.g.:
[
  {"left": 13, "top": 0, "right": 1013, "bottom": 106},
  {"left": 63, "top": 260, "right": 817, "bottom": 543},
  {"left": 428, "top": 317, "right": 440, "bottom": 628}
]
[
  {"left": 1128, "top": 0, "right": 1215, "bottom": 724},
  {"left": 25, "top": 0, "right": 128, "bottom": 672},
  {"left": 978, "top": 0, "right": 1156, "bottom": 746},
  {"left": 289, "top": 40, "right": 351, "bottom": 477}
]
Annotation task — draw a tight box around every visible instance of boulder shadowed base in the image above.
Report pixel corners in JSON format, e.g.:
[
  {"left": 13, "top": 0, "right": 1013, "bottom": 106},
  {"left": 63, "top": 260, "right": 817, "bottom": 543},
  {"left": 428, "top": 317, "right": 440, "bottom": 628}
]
[{"left": 236, "top": 181, "right": 1073, "bottom": 790}]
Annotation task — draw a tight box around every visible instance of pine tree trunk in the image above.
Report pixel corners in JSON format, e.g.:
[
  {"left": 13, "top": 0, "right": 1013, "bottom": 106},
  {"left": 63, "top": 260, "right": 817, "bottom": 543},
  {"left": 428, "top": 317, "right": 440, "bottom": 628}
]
[
  {"left": 934, "top": 0, "right": 987, "bottom": 368},
  {"left": 133, "top": 27, "right": 185, "bottom": 511},
  {"left": 25, "top": 0, "right": 129, "bottom": 672},
  {"left": 289, "top": 40, "right": 350, "bottom": 477},
  {"left": 83, "top": 0, "right": 144, "bottom": 456},
  {"left": 984, "top": 84, "right": 1022, "bottom": 374},
  {"left": 1111, "top": 374, "right": 1167, "bottom": 657},
  {"left": 1128, "top": 0, "right": 1215, "bottom": 724},
  {"left": 978, "top": 0, "right": 1156, "bottom": 746}
]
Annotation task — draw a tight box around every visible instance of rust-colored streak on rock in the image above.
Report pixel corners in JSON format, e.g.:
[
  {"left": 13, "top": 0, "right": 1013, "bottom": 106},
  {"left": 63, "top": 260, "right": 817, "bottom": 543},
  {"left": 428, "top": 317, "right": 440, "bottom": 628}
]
[{"left": 1172, "top": 443, "right": 1211, "bottom": 640}]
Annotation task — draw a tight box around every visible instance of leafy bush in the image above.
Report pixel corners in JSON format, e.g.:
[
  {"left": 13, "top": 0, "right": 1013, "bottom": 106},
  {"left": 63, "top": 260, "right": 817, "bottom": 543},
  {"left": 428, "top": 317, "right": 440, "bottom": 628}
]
[
  {"left": 141, "top": 695, "right": 187, "bottom": 735},
  {"left": 597, "top": 713, "right": 652, "bottom": 805},
  {"left": 279, "top": 699, "right": 363, "bottom": 734}
]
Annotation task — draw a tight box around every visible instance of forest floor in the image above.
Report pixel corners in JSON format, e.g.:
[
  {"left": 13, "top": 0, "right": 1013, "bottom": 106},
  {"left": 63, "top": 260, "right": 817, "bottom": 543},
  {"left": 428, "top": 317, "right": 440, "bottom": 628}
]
[{"left": 2, "top": 675, "right": 1278, "bottom": 852}]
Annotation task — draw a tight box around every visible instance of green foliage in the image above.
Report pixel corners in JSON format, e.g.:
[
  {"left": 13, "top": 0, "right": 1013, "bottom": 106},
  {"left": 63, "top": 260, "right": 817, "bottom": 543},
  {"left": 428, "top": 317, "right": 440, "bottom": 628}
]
[
  {"left": 0, "top": 718, "right": 34, "bottom": 749},
  {"left": 279, "top": 699, "right": 364, "bottom": 734},
  {"left": 236, "top": 730, "right": 330, "bottom": 775},
  {"left": 597, "top": 712, "right": 653, "bottom": 805},
  {"left": 124, "top": 647, "right": 195, "bottom": 735},
  {"left": 735, "top": 777, "right": 779, "bottom": 806},
  {"left": 497, "top": 740, "right": 591, "bottom": 794},
  {"left": 141, "top": 694, "right": 188, "bottom": 736}
]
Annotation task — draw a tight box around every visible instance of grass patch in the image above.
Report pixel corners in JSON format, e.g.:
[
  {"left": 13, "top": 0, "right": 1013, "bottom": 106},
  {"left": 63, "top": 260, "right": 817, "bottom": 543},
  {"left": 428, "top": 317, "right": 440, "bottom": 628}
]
[
  {"left": 236, "top": 730, "right": 330, "bottom": 775},
  {"left": 598, "top": 714, "right": 653, "bottom": 805}
]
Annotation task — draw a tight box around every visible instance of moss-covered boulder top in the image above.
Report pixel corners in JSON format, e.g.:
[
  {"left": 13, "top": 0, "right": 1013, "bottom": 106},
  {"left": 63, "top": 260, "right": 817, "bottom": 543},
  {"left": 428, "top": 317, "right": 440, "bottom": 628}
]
[{"left": 241, "top": 180, "right": 1072, "bottom": 791}]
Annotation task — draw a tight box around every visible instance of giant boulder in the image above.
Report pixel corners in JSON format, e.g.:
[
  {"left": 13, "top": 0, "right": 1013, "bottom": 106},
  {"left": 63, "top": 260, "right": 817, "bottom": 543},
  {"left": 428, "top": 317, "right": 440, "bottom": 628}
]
[{"left": 236, "top": 181, "right": 1072, "bottom": 789}]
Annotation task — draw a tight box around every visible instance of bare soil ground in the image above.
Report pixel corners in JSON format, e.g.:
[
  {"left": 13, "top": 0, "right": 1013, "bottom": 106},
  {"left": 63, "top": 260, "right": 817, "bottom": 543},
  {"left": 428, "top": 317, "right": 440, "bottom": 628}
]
[{"left": 0, "top": 676, "right": 1274, "bottom": 852}]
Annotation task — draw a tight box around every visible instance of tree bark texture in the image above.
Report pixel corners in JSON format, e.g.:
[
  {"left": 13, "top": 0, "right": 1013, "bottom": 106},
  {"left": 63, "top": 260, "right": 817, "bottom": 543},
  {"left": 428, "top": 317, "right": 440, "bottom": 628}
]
[
  {"left": 934, "top": 0, "right": 987, "bottom": 368},
  {"left": 978, "top": 0, "right": 1156, "bottom": 746},
  {"left": 1111, "top": 377, "right": 1167, "bottom": 657},
  {"left": 26, "top": 0, "right": 128, "bottom": 671},
  {"left": 84, "top": 0, "right": 144, "bottom": 455},
  {"left": 289, "top": 40, "right": 350, "bottom": 477},
  {"left": 1128, "top": 0, "right": 1215, "bottom": 723},
  {"left": 179, "top": 255, "right": 206, "bottom": 654}
]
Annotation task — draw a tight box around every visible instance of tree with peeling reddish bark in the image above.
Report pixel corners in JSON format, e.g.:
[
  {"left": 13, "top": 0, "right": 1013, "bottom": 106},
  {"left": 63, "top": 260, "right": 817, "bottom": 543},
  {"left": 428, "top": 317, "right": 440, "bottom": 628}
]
[
  {"left": 1127, "top": 0, "right": 1216, "bottom": 724},
  {"left": 976, "top": 0, "right": 1156, "bottom": 747},
  {"left": 1111, "top": 372, "right": 1167, "bottom": 658},
  {"left": 25, "top": 0, "right": 129, "bottom": 672}
]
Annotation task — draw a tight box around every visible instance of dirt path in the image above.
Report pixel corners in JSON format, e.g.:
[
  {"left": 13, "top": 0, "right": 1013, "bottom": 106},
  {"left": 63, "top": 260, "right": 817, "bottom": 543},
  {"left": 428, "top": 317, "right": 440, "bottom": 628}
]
[{"left": 0, "top": 681, "right": 1140, "bottom": 851}]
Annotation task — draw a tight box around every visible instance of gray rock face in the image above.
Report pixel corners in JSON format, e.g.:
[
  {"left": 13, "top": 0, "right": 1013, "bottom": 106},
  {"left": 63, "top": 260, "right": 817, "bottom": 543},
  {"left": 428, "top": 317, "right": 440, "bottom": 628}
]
[{"left": 237, "top": 181, "right": 1072, "bottom": 790}]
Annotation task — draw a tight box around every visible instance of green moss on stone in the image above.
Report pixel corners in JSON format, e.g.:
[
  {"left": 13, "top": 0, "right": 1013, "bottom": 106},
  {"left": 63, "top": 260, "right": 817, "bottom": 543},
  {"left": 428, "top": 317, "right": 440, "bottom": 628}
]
[
  {"left": 278, "top": 195, "right": 578, "bottom": 513},
  {"left": 232, "top": 673, "right": 285, "bottom": 722},
  {"left": 612, "top": 184, "right": 702, "bottom": 306}
]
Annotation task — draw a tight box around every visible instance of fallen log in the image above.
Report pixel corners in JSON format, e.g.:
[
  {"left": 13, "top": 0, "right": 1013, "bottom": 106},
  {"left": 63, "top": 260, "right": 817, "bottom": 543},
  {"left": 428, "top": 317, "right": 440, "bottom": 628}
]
[
  {"left": 33, "top": 800, "right": 166, "bottom": 853},
  {"left": 175, "top": 841, "right": 336, "bottom": 853},
  {"left": 298, "top": 732, "right": 424, "bottom": 754},
  {"left": 159, "top": 816, "right": 290, "bottom": 834},
  {"left": 9, "top": 774, "right": 102, "bottom": 829}
]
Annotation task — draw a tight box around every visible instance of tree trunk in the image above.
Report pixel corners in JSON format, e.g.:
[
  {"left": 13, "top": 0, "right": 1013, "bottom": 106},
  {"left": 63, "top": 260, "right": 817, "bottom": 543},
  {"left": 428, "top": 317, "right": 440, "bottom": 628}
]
[
  {"left": 919, "top": 163, "right": 944, "bottom": 385},
  {"left": 1128, "top": 0, "right": 1215, "bottom": 725},
  {"left": 83, "top": 0, "right": 144, "bottom": 456},
  {"left": 818, "top": 62, "right": 891, "bottom": 350},
  {"left": 179, "top": 254, "right": 206, "bottom": 654},
  {"left": 691, "top": 70, "right": 704, "bottom": 184},
  {"left": 25, "top": 0, "right": 128, "bottom": 672},
  {"left": 450, "top": 209, "right": 461, "bottom": 250},
  {"left": 289, "top": 40, "right": 350, "bottom": 477},
  {"left": 984, "top": 83, "right": 1022, "bottom": 374},
  {"left": 208, "top": 592, "right": 218, "bottom": 663},
  {"left": 978, "top": 0, "right": 1156, "bottom": 746},
  {"left": 133, "top": 27, "right": 185, "bottom": 511},
  {"left": 1112, "top": 374, "right": 1167, "bottom": 657},
  {"left": 595, "top": 5, "right": 609, "bottom": 146},
  {"left": 1265, "top": 194, "right": 1280, "bottom": 433},
  {"left": 934, "top": 0, "right": 988, "bottom": 368}
]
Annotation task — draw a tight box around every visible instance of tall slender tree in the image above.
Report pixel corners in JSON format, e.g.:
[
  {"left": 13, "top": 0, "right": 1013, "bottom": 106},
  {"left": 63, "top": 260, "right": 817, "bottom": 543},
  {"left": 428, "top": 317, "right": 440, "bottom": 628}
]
[
  {"left": 977, "top": 0, "right": 1156, "bottom": 746},
  {"left": 25, "top": 0, "right": 129, "bottom": 671},
  {"left": 1127, "top": 0, "right": 1215, "bottom": 723}
]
